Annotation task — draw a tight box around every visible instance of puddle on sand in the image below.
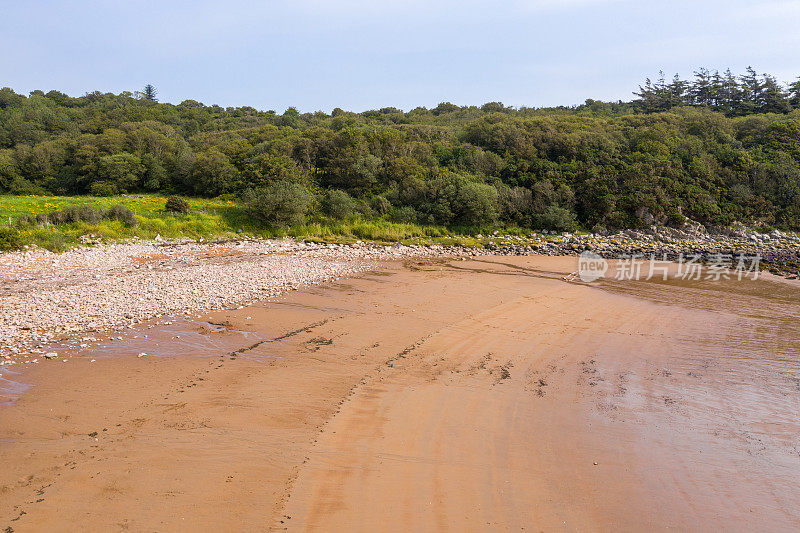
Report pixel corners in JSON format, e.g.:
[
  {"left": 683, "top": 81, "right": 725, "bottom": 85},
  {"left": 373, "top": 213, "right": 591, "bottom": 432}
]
[
  {"left": 0, "top": 318, "right": 284, "bottom": 404},
  {"left": 0, "top": 369, "right": 30, "bottom": 405},
  {"left": 71, "top": 319, "right": 281, "bottom": 362}
]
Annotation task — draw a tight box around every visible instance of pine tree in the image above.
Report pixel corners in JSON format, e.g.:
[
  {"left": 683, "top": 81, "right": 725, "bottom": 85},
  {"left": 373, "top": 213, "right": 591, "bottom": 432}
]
[
  {"left": 635, "top": 73, "right": 675, "bottom": 113},
  {"left": 634, "top": 67, "right": 795, "bottom": 115},
  {"left": 739, "top": 67, "right": 762, "bottom": 115},
  {"left": 720, "top": 69, "right": 743, "bottom": 115},
  {"left": 789, "top": 77, "right": 800, "bottom": 108},
  {"left": 668, "top": 74, "right": 689, "bottom": 108},
  {"left": 709, "top": 70, "right": 724, "bottom": 110},
  {"left": 691, "top": 68, "right": 714, "bottom": 107},
  {"left": 143, "top": 84, "right": 158, "bottom": 103},
  {"left": 653, "top": 71, "right": 671, "bottom": 111},
  {"left": 760, "top": 74, "right": 791, "bottom": 114},
  {"left": 634, "top": 78, "right": 658, "bottom": 113}
]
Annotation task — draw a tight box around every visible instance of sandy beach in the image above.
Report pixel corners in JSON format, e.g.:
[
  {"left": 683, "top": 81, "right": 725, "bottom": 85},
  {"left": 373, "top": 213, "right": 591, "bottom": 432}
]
[{"left": 2, "top": 254, "right": 800, "bottom": 531}]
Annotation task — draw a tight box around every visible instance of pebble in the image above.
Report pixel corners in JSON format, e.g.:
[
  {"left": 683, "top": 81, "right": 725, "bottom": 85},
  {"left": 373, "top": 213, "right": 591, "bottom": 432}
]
[{"left": 2, "top": 230, "right": 799, "bottom": 367}]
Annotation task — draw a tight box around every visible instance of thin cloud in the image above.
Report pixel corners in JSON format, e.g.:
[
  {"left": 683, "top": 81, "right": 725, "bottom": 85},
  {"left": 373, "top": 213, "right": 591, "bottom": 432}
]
[
  {"left": 290, "top": 0, "right": 623, "bottom": 14},
  {"left": 733, "top": 0, "right": 800, "bottom": 18},
  {"left": 516, "top": 0, "right": 625, "bottom": 10}
]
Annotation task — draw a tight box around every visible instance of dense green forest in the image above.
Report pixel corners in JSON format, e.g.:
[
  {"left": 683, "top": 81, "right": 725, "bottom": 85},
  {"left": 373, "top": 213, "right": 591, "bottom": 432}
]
[{"left": 2, "top": 67, "right": 800, "bottom": 232}]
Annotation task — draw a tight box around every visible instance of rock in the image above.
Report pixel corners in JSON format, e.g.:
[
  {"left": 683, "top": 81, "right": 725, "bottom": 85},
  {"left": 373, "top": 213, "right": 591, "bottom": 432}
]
[{"left": 2, "top": 231, "right": 800, "bottom": 366}]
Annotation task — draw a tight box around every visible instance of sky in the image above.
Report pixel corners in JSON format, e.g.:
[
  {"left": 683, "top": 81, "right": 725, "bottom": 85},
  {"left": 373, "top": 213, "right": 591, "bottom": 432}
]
[{"left": 2, "top": 0, "right": 799, "bottom": 112}]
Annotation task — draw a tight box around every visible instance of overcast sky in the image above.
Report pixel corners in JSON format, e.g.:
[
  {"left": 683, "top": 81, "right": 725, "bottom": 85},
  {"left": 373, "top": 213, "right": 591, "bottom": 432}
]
[{"left": 2, "top": 0, "right": 799, "bottom": 112}]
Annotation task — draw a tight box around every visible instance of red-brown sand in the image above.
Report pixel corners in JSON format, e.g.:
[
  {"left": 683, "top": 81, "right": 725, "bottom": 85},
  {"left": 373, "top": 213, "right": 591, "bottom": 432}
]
[{"left": 2, "top": 256, "right": 800, "bottom": 531}]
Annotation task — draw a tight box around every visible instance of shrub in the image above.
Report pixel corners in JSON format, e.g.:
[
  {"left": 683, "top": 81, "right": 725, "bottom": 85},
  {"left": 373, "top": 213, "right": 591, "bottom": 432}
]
[
  {"left": 15, "top": 214, "right": 35, "bottom": 226},
  {"left": 0, "top": 227, "right": 22, "bottom": 251},
  {"left": 165, "top": 196, "right": 191, "bottom": 214},
  {"left": 243, "top": 181, "right": 314, "bottom": 227},
  {"left": 370, "top": 196, "right": 392, "bottom": 216},
  {"left": 97, "top": 152, "right": 145, "bottom": 192},
  {"left": 355, "top": 198, "right": 375, "bottom": 218},
  {"left": 89, "top": 181, "right": 119, "bottom": 197},
  {"left": 48, "top": 205, "right": 102, "bottom": 224},
  {"left": 191, "top": 149, "right": 240, "bottom": 196},
  {"left": 498, "top": 186, "right": 533, "bottom": 226},
  {"left": 455, "top": 181, "right": 498, "bottom": 225},
  {"left": 105, "top": 204, "right": 138, "bottom": 226},
  {"left": 392, "top": 206, "right": 418, "bottom": 223},
  {"left": 322, "top": 190, "right": 356, "bottom": 220},
  {"left": 28, "top": 204, "right": 137, "bottom": 228},
  {"left": 534, "top": 205, "right": 579, "bottom": 232}
]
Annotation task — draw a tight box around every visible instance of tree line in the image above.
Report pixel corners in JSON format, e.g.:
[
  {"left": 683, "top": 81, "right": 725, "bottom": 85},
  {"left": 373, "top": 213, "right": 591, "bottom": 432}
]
[
  {"left": 635, "top": 67, "right": 800, "bottom": 116},
  {"left": 1, "top": 75, "right": 800, "bottom": 231}
]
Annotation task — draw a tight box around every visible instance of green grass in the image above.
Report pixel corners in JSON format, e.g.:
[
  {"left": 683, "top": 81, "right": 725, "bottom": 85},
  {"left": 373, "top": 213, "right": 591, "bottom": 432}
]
[
  {"left": 289, "top": 220, "right": 447, "bottom": 244},
  {"left": 0, "top": 194, "right": 245, "bottom": 251},
  {"left": 0, "top": 194, "right": 218, "bottom": 219},
  {"left": 0, "top": 194, "right": 532, "bottom": 252}
]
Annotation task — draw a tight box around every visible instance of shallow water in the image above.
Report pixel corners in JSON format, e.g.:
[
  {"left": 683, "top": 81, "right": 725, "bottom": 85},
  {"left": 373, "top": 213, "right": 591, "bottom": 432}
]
[
  {"left": 0, "top": 371, "right": 29, "bottom": 405},
  {"left": 0, "top": 318, "right": 281, "bottom": 403},
  {"left": 583, "top": 274, "right": 800, "bottom": 526},
  {"left": 68, "top": 319, "right": 278, "bottom": 362}
]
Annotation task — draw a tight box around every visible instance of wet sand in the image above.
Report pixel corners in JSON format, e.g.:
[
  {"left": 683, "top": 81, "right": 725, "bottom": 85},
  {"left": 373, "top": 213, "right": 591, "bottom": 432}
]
[{"left": 2, "top": 256, "right": 800, "bottom": 531}]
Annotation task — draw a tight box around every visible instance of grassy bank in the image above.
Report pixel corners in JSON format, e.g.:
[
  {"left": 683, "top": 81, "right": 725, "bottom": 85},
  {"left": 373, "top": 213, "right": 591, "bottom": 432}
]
[{"left": 0, "top": 194, "right": 517, "bottom": 252}]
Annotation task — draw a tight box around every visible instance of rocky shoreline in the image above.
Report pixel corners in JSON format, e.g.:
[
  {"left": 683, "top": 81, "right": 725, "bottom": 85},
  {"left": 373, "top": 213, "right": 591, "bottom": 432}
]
[
  {"left": 2, "top": 226, "right": 800, "bottom": 372},
  {"left": 474, "top": 225, "right": 800, "bottom": 278},
  {"left": 0, "top": 239, "right": 451, "bottom": 370}
]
